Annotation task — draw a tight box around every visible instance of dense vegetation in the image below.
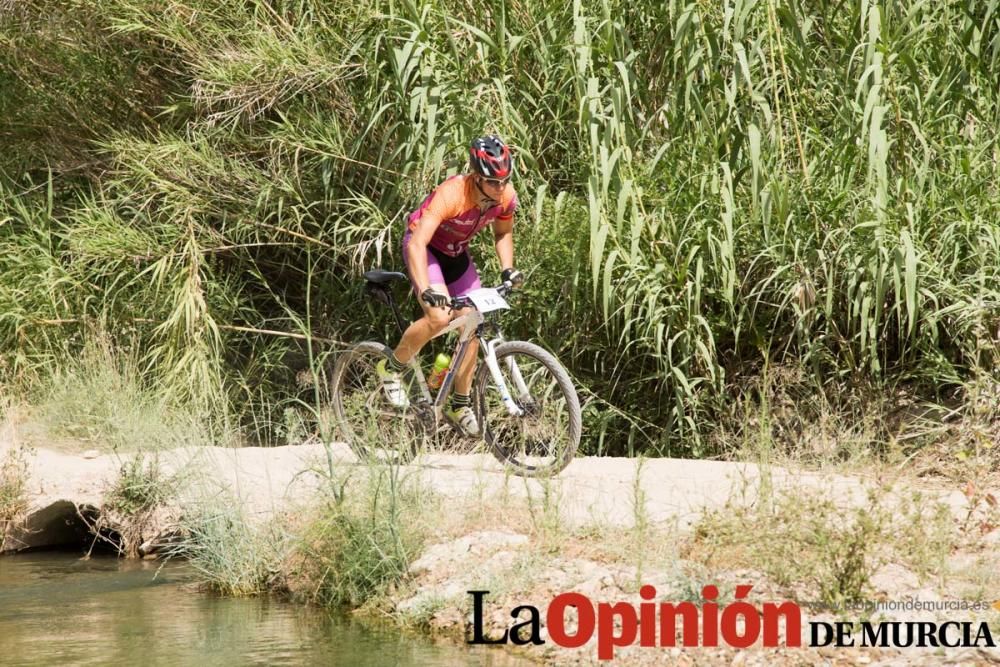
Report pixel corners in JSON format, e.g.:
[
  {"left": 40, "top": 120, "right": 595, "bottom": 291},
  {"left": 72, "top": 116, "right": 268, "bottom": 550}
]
[{"left": 2, "top": 0, "right": 998, "bottom": 456}]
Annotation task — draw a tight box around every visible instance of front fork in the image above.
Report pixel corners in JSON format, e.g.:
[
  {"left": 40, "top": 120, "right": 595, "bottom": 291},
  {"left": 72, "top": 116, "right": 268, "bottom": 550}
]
[{"left": 482, "top": 338, "right": 526, "bottom": 417}]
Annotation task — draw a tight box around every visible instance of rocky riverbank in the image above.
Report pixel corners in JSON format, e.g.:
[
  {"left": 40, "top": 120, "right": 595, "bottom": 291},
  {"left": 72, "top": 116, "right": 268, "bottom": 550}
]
[{"left": 2, "top": 440, "right": 999, "bottom": 665}]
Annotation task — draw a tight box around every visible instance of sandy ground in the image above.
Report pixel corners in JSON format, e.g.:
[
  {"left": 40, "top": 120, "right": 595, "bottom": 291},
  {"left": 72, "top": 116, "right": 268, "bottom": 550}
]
[{"left": 1, "top": 439, "right": 983, "bottom": 547}]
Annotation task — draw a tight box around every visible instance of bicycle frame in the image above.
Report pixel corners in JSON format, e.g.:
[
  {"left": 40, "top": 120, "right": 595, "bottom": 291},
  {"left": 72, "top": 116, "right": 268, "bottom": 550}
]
[
  {"left": 407, "top": 301, "right": 527, "bottom": 419},
  {"left": 345, "top": 274, "right": 581, "bottom": 476}
]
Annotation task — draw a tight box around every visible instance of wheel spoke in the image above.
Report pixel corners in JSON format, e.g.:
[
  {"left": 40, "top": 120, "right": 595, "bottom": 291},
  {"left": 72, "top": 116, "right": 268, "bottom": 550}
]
[
  {"left": 331, "top": 343, "right": 424, "bottom": 464},
  {"left": 477, "top": 342, "right": 580, "bottom": 477}
]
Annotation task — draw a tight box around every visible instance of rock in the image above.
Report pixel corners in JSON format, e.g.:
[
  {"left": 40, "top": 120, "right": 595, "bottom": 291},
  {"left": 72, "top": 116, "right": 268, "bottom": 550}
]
[
  {"left": 137, "top": 527, "right": 185, "bottom": 557},
  {"left": 870, "top": 563, "right": 920, "bottom": 595},
  {"left": 408, "top": 531, "right": 527, "bottom": 575},
  {"left": 3, "top": 500, "right": 97, "bottom": 552}
]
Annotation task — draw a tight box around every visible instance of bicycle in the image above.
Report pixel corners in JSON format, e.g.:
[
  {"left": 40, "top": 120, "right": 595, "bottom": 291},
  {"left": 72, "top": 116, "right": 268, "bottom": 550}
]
[{"left": 329, "top": 269, "right": 581, "bottom": 477}]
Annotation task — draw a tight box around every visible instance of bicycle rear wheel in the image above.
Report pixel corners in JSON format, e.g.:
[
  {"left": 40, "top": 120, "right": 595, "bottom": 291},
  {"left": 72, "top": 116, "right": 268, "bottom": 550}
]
[
  {"left": 474, "top": 340, "right": 581, "bottom": 477},
  {"left": 329, "top": 341, "right": 423, "bottom": 464}
]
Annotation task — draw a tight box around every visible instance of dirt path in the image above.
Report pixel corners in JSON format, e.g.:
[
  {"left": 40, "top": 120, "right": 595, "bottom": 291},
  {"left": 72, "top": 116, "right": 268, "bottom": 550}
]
[{"left": 4, "top": 441, "right": 977, "bottom": 547}]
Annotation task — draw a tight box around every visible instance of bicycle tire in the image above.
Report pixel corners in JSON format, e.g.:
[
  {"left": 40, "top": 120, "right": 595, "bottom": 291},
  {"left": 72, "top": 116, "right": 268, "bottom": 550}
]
[
  {"left": 473, "top": 340, "right": 581, "bottom": 477},
  {"left": 329, "top": 341, "right": 421, "bottom": 464}
]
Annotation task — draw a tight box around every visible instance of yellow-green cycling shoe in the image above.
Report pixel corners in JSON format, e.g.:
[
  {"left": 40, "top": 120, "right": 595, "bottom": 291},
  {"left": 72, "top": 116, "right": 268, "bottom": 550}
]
[
  {"left": 375, "top": 358, "right": 409, "bottom": 408},
  {"left": 445, "top": 405, "right": 480, "bottom": 437}
]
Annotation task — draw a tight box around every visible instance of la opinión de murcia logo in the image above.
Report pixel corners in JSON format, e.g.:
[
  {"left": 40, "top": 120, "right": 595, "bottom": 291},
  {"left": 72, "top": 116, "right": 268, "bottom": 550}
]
[{"left": 467, "top": 587, "right": 999, "bottom": 660}]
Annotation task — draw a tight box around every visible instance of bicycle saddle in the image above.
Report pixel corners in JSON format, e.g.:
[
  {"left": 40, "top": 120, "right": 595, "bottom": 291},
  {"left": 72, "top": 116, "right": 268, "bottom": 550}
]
[{"left": 363, "top": 270, "right": 408, "bottom": 285}]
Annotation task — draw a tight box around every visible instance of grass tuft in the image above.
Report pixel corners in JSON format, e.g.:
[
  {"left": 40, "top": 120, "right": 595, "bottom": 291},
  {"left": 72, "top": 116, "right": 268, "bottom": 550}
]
[
  {"left": 287, "top": 464, "right": 435, "bottom": 608},
  {"left": 0, "top": 445, "right": 32, "bottom": 550}
]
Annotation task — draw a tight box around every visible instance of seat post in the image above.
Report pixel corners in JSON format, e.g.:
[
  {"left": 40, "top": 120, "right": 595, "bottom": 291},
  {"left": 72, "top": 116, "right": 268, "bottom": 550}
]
[
  {"left": 385, "top": 290, "right": 409, "bottom": 335},
  {"left": 363, "top": 269, "right": 411, "bottom": 335}
]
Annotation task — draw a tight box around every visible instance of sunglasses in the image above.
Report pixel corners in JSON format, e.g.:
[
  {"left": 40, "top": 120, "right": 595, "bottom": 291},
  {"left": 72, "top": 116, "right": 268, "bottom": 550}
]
[{"left": 482, "top": 176, "right": 510, "bottom": 188}]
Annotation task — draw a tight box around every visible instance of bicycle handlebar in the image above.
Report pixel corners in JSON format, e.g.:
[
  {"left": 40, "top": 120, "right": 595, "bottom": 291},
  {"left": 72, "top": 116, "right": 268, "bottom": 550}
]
[{"left": 449, "top": 282, "right": 515, "bottom": 311}]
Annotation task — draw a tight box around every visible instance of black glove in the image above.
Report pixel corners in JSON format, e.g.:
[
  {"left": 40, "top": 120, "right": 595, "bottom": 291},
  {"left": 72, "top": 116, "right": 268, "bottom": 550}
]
[
  {"left": 421, "top": 287, "right": 449, "bottom": 308},
  {"left": 501, "top": 268, "right": 524, "bottom": 288}
]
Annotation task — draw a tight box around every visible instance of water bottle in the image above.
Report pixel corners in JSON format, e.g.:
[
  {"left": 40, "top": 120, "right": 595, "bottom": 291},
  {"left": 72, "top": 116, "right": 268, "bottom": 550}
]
[{"left": 427, "top": 353, "right": 451, "bottom": 389}]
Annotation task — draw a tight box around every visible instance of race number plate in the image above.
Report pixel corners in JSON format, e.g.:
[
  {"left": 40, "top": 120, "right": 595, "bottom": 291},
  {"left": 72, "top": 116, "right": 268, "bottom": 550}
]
[{"left": 466, "top": 288, "right": 509, "bottom": 312}]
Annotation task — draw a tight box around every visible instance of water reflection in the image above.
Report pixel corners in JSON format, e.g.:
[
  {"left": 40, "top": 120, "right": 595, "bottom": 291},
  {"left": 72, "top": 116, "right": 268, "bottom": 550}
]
[{"left": 0, "top": 553, "right": 523, "bottom": 666}]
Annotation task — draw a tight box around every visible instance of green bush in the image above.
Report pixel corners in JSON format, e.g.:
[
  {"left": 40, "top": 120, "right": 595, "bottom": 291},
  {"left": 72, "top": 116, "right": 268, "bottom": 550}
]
[{"left": 290, "top": 465, "right": 434, "bottom": 607}]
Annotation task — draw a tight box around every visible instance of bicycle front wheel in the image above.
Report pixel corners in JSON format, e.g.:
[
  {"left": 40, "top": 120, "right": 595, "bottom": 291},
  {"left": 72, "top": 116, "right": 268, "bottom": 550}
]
[
  {"left": 474, "top": 340, "right": 581, "bottom": 477},
  {"left": 329, "top": 341, "right": 422, "bottom": 464}
]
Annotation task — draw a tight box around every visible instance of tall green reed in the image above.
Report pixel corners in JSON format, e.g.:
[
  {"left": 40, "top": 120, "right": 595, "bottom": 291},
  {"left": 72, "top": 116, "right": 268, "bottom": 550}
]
[{"left": 1, "top": 0, "right": 997, "bottom": 456}]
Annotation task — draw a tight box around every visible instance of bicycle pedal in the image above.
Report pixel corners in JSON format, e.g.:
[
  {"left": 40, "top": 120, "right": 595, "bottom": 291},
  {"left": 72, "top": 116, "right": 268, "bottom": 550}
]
[{"left": 443, "top": 413, "right": 480, "bottom": 439}]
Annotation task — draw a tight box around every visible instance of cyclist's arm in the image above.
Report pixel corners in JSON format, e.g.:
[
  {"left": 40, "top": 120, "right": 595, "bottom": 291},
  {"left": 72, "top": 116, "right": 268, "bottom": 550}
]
[{"left": 493, "top": 215, "right": 514, "bottom": 271}]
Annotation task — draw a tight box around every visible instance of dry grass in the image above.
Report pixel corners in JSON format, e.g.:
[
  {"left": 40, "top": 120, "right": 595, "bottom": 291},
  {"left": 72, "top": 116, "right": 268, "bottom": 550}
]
[
  {"left": 0, "top": 444, "right": 31, "bottom": 550},
  {"left": 679, "top": 479, "right": 978, "bottom": 610},
  {"left": 93, "top": 452, "right": 182, "bottom": 558}
]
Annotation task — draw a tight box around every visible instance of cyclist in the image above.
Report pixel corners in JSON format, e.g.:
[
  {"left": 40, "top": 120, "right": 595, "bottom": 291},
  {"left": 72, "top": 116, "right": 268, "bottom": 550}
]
[{"left": 376, "top": 134, "right": 524, "bottom": 436}]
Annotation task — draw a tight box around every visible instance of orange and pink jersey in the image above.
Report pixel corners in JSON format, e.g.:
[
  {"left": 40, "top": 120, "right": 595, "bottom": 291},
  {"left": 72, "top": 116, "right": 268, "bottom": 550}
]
[{"left": 406, "top": 175, "right": 518, "bottom": 257}]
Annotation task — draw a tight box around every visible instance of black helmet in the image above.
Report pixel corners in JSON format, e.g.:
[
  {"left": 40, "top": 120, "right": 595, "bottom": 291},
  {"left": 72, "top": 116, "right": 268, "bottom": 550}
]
[{"left": 469, "top": 135, "right": 513, "bottom": 179}]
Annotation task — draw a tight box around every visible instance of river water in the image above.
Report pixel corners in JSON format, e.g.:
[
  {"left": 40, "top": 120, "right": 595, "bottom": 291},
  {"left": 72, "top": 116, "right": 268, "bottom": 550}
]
[{"left": 0, "top": 552, "right": 526, "bottom": 666}]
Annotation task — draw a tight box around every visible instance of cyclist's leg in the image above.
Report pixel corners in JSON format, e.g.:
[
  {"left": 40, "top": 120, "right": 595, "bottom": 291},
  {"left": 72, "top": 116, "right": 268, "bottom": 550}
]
[
  {"left": 394, "top": 240, "right": 452, "bottom": 363},
  {"left": 446, "top": 254, "right": 482, "bottom": 395},
  {"left": 378, "top": 281, "right": 449, "bottom": 408},
  {"left": 441, "top": 254, "right": 483, "bottom": 436},
  {"left": 393, "top": 283, "right": 451, "bottom": 362}
]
